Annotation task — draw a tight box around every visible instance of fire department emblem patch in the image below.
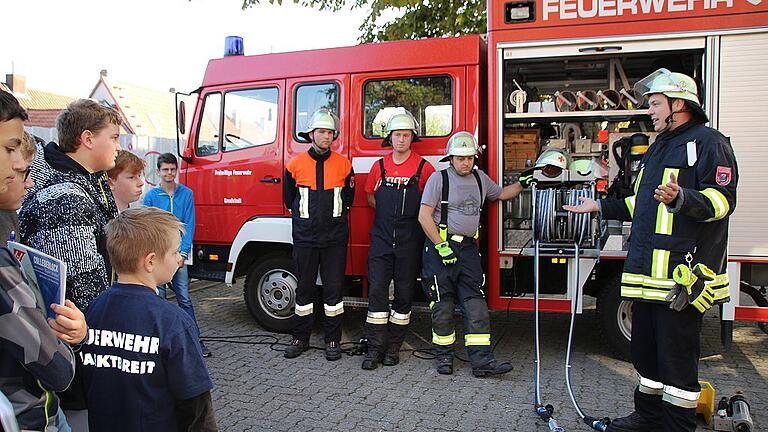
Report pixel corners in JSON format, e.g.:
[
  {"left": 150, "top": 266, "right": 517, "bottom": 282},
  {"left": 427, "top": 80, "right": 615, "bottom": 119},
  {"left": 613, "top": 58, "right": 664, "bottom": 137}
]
[{"left": 716, "top": 166, "right": 732, "bottom": 186}]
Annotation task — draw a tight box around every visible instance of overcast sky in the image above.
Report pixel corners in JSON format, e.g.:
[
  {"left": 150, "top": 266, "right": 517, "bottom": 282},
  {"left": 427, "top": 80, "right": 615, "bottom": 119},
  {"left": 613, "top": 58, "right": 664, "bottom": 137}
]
[{"left": 1, "top": 0, "right": 368, "bottom": 97}]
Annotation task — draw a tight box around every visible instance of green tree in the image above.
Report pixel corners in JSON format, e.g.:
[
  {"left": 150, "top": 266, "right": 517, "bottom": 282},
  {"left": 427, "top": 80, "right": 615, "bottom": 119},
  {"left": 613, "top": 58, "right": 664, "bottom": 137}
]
[{"left": 241, "top": 0, "right": 487, "bottom": 42}]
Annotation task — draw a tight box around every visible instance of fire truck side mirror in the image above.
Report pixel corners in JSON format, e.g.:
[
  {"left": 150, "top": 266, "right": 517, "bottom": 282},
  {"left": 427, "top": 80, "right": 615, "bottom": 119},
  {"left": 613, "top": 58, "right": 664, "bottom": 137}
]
[{"left": 177, "top": 101, "right": 186, "bottom": 135}]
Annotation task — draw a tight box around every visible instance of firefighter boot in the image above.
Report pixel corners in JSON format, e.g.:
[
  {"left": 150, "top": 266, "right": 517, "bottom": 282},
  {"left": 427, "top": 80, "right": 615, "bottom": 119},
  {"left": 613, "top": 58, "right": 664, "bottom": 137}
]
[
  {"left": 605, "top": 412, "right": 656, "bottom": 432},
  {"left": 607, "top": 389, "right": 662, "bottom": 431},
  {"left": 382, "top": 344, "right": 401, "bottom": 366},
  {"left": 435, "top": 354, "right": 454, "bottom": 375},
  {"left": 283, "top": 339, "right": 309, "bottom": 359},
  {"left": 361, "top": 351, "right": 382, "bottom": 370},
  {"left": 472, "top": 360, "right": 513, "bottom": 378},
  {"left": 325, "top": 341, "right": 342, "bottom": 361}
]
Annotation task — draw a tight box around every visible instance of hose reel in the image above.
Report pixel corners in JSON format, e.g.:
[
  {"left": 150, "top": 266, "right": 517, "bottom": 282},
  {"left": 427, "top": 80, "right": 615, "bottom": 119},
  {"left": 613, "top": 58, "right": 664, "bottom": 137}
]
[{"left": 533, "top": 187, "right": 595, "bottom": 247}]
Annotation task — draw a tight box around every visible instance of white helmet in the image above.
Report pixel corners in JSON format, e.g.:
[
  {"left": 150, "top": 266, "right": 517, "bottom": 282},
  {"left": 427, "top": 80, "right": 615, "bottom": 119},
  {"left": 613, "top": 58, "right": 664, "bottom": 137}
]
[
  {"left": 298, "top": 109, "right": 339, "bottom": 143},
  {"left": 440, "top": 131, "right": 481, "bottom": 162},
  {"left": 382, "top": 111, "right": 421, "bottom": 147},
  {"left": 534, "top": 148, "right": 570, "bottom": 178},
  {"left": 633, "top": 68, "right": 707, "bottom": 122}
]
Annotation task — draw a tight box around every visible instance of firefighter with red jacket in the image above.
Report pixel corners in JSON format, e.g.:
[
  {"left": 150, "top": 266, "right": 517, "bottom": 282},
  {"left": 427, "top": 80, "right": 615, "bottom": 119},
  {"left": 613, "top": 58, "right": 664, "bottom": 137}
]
[
  {"left": 282, "top": 109, "right": 355, "bottom": 361},
  {"left": 361, "top": 112, "right": 435, "bottom": 370},
  {"left": 566, "top": 69, "right": 738, "bottom": 432}
]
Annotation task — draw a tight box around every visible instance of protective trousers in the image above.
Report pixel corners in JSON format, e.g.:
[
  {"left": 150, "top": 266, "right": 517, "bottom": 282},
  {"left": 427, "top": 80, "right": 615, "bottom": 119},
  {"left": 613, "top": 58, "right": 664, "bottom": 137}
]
[
  {"left": 365, "top": 160, "right": 426, "bottom": 355},
  {"left": 630, "top": 301, "right": 703, "bottom": 432},
  {"left": 365, "top": 241, "right": 421, "bottom": 354},
  {"left": 422, "top": 238, "right": 494, "bottom": 368},
  {"left": 292, "top": 245, "right": 347, "bottom": 343}
]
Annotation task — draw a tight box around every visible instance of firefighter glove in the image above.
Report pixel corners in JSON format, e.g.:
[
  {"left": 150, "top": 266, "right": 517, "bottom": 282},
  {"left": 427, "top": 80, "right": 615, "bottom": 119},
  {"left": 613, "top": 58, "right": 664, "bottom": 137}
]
[
  {"left": 435, "top": 241, "right": 458, "bottom": 266},
  {"left": 667, "top": 263, "right": 696, "bottom": 312},
  {"left": 665, "top": 284, "right": 690, "bottom": 312},
  {"left": 518, "top": 168, "right": 537, "bottom": 189},
  {"left": 689, "top": 263, "right": 716, "bottom": 314}
]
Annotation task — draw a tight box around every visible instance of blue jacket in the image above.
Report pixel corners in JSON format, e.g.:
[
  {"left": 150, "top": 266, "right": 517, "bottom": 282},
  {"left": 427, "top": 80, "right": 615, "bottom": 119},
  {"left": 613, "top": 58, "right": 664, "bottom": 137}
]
[
  {"left": 601, "top": 121, "right": 737, "bottom": 305},
  {"left": 143, "top": 184, "right": 195, "bottom": 257}
]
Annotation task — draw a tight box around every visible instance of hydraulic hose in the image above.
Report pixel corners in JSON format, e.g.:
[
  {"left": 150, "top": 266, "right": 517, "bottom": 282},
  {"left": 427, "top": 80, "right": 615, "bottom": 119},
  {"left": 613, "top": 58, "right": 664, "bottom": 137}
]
[
  {"left": 563, "top": 185, "right": 610, "bottom": 431},
  {"left": 531, "top": 182, "right": 565, "bottom": 432}
]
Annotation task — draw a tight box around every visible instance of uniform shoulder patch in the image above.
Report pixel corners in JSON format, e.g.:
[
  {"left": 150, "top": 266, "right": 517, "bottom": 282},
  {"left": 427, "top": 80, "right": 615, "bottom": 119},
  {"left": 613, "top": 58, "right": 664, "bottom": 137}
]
[{"left": 716, "top": 166, "right": 732, "bottom": 186}]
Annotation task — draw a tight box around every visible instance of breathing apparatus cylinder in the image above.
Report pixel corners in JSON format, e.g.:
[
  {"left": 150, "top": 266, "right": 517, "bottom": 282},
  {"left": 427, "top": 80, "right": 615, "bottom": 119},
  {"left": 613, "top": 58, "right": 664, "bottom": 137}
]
[
  {"left": 629, "top": 140, "right": 648, "bottom": 175},
  {"left": 609, "top": 133, "right": 649, "bottom": 199}
]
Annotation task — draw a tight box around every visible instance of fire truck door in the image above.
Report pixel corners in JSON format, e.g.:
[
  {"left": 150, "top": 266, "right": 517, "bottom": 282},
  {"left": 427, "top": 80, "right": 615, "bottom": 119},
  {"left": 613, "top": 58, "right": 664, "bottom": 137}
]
[{"left": 186, "top": 83, "right": 286, "bottom": 245}]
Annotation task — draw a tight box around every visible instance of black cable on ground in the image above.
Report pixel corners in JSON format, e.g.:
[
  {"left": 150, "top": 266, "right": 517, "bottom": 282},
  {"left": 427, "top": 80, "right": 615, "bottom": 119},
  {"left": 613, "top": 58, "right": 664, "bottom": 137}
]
[{"left": 200, "top": 334, "right": 470, "bottom": 361}]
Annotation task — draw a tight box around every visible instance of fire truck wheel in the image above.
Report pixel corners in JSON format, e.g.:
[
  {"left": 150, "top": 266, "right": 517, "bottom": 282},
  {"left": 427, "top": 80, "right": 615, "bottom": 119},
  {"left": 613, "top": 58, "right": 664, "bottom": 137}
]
[
  {"left": 596, "top": 271, "right": 632, "bottom": 362},
  {"left": 244, "top": 254, "right": 298, "bottom": 333}
]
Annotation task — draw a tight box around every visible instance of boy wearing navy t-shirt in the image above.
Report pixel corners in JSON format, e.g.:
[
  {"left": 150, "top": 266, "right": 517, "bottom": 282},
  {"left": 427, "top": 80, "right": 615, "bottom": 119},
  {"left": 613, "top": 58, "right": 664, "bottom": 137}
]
[{"left": 80, "top": 207, "right": 217, "bottom": 431}]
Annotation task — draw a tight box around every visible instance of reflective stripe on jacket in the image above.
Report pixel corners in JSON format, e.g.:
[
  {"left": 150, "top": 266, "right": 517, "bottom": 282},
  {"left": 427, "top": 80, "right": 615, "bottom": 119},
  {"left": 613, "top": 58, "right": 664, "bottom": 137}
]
[
  {"left": 284, "top": 148, "right": 354, "bottom": 247},
  {"left": 601, "top": 121, "right": 738, "bottom": 305}
]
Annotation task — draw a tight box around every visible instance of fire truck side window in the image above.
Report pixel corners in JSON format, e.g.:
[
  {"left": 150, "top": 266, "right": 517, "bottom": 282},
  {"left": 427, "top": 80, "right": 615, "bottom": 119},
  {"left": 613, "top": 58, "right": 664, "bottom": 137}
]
[
  {"left": 363, "top": 75, "right": 453, "bottom": 138},
  {"left": 294, "top": 83, "right": 339, "bottom": 141},
  {"left": 223, "top": 87, "right": 279, "bottom": 152},
  {"left": 195, "top": 92, "right": 222, "bottom": 157}
]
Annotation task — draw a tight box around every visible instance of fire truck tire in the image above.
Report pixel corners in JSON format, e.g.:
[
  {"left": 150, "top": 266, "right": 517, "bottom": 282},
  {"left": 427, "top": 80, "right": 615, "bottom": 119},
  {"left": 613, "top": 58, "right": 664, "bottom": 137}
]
[
  {"left": 244, "top": 254, "right": 298, "bottom": 333},
  {"left": 596, "top": 271, "right": 632, "bottom": 362}
]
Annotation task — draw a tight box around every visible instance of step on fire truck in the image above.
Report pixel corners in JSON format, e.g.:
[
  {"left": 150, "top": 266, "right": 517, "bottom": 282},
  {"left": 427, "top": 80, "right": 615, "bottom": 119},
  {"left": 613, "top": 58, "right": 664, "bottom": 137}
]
[{"left": 175, "top": 0, "right": 768, "bottom": 360}]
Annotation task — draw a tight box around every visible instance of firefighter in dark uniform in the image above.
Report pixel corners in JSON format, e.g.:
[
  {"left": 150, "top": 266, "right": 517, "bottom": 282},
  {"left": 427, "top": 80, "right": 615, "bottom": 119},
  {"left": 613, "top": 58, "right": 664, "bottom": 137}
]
[
  {"left": 565, "top": 69, "right": 738, "bottom": 432},
  {"left": 283, "top": 109, "right": 355, "bottom": 361},
  {"left": 361, "top": 112, "right": 436, "bottom": 370},
  {"left": 418, "top": 131, "right": 535, "bottom": 377}
]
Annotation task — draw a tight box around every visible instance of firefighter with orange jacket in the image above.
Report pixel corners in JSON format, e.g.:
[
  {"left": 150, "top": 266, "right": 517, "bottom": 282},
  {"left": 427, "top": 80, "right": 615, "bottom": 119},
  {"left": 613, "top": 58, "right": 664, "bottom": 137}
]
[
  {"left": 361, "top": 112, "right": 435, "bottom": 370},
  {"left": 566, "top": 69, "right": 738, "bottom": 432},
  {"left": 282, "top": 109, "right": 355, "bottom": 361}
]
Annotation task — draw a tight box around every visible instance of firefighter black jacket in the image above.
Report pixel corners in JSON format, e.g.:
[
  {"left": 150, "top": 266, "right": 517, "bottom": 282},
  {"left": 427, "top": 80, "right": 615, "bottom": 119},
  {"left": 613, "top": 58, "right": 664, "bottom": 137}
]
[
  {"left": 284, "top": 147, "right": 354, "bottom": 248},
  {"left": 601, "top": 120, "right": 738, "bottom": 305}
]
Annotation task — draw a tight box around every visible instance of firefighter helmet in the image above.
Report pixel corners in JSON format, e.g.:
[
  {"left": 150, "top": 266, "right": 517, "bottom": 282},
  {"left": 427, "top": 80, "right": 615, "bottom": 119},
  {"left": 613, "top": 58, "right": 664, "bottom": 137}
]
[
  {"left": 569, "top": 158, "right": 608, "bottom": 178},
  {"left": 440, "top": 131, "right": 481, "bottom": 162},
  {"left": 297, "top": 109, "right": 340, "bottom": 143},
  {"left": 382, "top": 111, "right": 421, "bottom": 146},
  {"left": 633, "top": 68, "right": 708, "bottom": 122},
  {"left": 535, "top": 148, "right": 570, "bottom": 178}
]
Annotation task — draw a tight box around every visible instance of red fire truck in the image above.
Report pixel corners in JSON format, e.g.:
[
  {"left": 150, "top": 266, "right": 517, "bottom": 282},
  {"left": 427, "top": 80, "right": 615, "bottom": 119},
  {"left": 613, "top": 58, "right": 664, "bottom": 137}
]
[{"left": 175, "top": 0, "right": 768, "bottom": 360}]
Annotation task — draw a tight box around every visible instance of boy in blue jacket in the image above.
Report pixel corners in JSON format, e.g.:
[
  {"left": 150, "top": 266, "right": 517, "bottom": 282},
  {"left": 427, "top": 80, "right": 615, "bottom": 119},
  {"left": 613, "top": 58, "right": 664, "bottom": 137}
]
[{"left": 143, "top": 153, "right": 210, "bottom": 357}]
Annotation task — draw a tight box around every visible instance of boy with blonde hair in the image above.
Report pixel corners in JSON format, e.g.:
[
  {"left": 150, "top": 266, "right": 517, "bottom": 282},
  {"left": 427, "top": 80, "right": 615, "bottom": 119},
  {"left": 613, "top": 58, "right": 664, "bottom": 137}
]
[{"left": 80, "top": 207, "right": 217, "bottom": 432}]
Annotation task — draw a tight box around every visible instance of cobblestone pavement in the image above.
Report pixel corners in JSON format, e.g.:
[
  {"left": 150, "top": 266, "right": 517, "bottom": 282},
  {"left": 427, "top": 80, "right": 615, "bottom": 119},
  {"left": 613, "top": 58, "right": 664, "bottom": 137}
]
[{"left": 190, "top": 281, "right": 767, "bottom": 431}]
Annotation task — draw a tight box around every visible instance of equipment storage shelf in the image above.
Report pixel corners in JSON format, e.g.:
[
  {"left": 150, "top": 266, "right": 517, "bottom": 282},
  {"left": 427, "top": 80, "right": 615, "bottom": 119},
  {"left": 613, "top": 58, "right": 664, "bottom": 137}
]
[{"left": 504, "top": 109, "right": 648, "bottom": 123}]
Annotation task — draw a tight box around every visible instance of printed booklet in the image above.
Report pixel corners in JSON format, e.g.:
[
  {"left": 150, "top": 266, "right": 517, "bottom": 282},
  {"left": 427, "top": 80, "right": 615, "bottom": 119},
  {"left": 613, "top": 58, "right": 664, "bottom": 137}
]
[{"left": 8, "top": 241, "right": 66, "bottom": 319}]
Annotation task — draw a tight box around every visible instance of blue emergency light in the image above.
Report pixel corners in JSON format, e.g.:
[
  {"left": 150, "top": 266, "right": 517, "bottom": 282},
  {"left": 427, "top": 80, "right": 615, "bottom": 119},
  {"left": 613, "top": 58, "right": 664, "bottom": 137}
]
[{"left": 224, "top": 36, "right": 244, "bottom": 57}]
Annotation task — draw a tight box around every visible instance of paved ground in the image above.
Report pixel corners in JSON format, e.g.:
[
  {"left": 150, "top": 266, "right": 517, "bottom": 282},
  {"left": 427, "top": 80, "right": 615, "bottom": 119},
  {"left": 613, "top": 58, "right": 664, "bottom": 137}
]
[{"left": 189, "top": 281, "right": 767, "bottom": 431}]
